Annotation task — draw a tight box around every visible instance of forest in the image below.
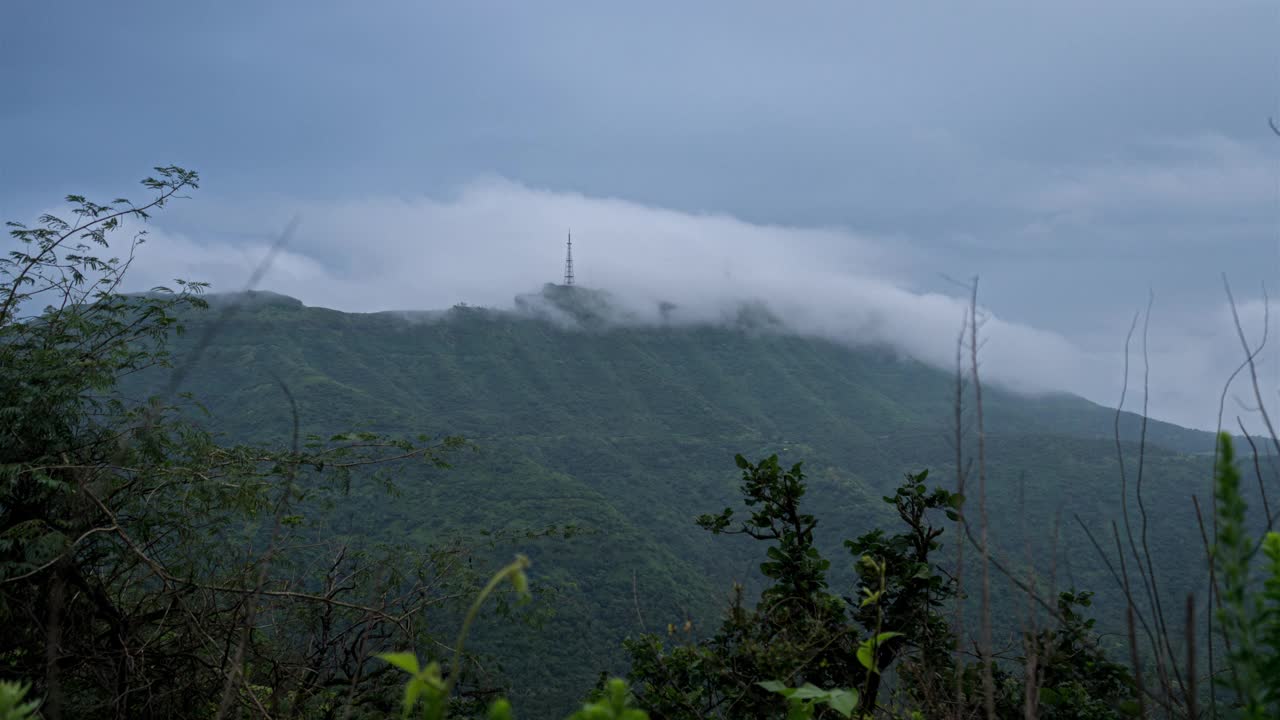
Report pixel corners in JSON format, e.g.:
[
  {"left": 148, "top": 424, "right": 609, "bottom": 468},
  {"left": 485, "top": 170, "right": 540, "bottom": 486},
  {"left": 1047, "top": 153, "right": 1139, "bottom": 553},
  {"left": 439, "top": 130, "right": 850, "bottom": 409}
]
[{"left": 3, "top": 168, "right": 1280, "bottom": 720}]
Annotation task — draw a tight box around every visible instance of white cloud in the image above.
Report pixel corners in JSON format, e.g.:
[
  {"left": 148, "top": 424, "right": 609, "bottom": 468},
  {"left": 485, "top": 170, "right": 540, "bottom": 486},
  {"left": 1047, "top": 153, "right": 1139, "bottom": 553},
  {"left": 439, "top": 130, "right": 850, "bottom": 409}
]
[{"left": 115, "top": 178, "right": 1278, "bottom": 433}]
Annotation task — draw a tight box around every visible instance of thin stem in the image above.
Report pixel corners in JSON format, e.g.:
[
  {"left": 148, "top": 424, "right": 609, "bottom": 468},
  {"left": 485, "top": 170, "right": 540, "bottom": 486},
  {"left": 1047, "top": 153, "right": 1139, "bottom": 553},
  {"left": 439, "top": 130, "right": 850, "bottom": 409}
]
[
  {"left": 968, "top": 278, "right": 995, "bottom": 720},
  {"left": 444, "top": 556, "right": 530, "bottom": 703}
]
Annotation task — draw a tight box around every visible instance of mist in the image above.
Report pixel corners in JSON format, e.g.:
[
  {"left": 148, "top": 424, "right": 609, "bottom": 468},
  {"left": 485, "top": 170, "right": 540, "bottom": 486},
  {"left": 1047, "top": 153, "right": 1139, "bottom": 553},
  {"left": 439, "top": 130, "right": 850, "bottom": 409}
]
[{"left": 115, "top": 177, "right": 1277, "bottom": 433}]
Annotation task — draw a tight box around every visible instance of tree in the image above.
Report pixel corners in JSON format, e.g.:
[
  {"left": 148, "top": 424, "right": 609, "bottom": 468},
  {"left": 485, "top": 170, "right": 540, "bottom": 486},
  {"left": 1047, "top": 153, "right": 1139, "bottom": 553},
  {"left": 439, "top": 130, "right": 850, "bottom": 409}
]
[
  {"left": 843, "top": 469, "right": 960, "bottom": 712},
  {"left": 0, "top": 168, "right": 475, "bottom": 719},
  {"left": 626, "top": 455, "right": 957, "bottom": 719}
]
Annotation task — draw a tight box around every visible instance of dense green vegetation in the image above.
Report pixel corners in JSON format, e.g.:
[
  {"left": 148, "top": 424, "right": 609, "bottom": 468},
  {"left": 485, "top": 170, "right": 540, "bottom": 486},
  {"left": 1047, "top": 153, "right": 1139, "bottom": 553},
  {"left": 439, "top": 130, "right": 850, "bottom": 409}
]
[
  {"left": 6, "top": 168, "right": 1280, "bottom": 718},
  {"left": 115, "top": 284, "right": 1225, "bottom": 713},
  {"left": 0, "top": 171, "right": 494, "bottom": 719}
]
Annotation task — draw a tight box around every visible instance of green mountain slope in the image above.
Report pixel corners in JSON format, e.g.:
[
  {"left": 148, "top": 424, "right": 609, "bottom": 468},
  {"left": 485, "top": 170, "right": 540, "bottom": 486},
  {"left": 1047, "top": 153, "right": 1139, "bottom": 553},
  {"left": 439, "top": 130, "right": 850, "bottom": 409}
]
[{"left": 126, "top": 286, "right": 1221, "bottom": 715}]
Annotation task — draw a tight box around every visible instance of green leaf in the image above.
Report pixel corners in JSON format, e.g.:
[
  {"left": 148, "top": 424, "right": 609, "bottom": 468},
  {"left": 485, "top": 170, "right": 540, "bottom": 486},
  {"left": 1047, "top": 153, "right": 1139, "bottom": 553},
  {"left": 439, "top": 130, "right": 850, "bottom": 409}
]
[
  {"left": 404, "top": 677, "right": 425, "bottom": 716},
  {"left": 0, "top": 681, "right": 41, "bottom": 720},
  {"left": 787, "top": 683, "right": 828, "bottom": 700},
  {"left": 825, "top": 689, "right": 858, "bottom": 718},
  {"left": 857, "top": 632, "right": 903, "bottom": 672},
  {"left": 857, "top": 645, "right": 875, "bottom": 671},
  {"left": 757, "top": 681, "right": 789, "bottom": 693},
  {"left": 487, "top": 698, "right": 514, "bottom": 720},
  {"left": 377, "top": 651, "right": 420, "bottom": 675},
  {"left": 786, "top": 703, "right": 814, "bottom": 720}
]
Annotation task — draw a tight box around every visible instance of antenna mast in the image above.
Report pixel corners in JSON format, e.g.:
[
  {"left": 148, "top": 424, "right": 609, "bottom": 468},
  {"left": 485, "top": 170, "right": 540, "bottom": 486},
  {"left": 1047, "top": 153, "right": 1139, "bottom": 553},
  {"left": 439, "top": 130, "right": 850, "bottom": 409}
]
[{"left": 563, "top": 231, "right": 575, "bottom": 286}]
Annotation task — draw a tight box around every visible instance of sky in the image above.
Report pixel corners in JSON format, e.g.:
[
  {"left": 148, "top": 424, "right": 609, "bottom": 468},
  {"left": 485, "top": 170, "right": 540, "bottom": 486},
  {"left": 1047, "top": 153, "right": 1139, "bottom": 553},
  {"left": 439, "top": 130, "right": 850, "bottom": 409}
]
[{"left": 3, "top": 1, "right": 1280, "bottom": 430}]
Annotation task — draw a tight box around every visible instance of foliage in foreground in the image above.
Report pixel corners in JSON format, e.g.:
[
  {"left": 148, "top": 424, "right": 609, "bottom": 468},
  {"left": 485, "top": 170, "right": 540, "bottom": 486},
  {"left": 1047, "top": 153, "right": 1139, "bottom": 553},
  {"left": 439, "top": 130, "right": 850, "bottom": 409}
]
[
  {"left": 0, "top": 169, "right": 483, "bottom": 719},
  {"left": 1212, "top": 432, "right": 1280, "bottom": 718},
  {"left": 0, "top": 681, "right": 40, "bottom": 720},
  {"left": 624, "top": 455, "right": 1138, "bottom": 719}
]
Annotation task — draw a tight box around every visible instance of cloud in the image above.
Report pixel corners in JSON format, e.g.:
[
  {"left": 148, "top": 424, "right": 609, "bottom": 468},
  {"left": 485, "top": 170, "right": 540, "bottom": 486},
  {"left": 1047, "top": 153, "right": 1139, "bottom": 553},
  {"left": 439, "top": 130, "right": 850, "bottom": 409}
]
[
  {"left": 113, "top": 177, "right": 1277, "bottom": 433},
  {"left": 1028, "top": 135, "right": 1273, "bottom": 220}
]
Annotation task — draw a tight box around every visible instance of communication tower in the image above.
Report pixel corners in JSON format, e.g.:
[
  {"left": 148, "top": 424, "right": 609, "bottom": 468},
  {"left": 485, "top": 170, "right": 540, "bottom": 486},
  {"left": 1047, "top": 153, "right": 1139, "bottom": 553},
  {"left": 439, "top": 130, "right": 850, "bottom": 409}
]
[{"left": 564, "top": 231, "right": 575, "bottom": 286}]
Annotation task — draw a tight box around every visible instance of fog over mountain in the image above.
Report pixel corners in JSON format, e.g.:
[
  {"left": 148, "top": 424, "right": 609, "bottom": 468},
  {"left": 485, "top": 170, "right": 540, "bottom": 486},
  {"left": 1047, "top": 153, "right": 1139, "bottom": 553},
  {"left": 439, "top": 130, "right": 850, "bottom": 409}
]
[{"left": 111, "top": 178, "right": 1274, "bottom": 433}]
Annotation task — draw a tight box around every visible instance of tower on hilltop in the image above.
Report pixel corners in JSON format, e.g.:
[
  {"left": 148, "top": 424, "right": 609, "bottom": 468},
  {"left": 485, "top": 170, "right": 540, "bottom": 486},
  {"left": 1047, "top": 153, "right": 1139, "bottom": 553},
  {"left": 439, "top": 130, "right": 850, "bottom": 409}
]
[{"left": 563, "top": 231, "right": 575, "bottom": 286}]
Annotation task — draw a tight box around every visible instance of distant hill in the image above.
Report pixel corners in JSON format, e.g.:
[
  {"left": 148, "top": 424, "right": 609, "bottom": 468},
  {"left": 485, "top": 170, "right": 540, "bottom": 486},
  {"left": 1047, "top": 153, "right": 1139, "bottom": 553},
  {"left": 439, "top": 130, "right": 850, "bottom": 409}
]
[{"left": 126, "top": 285, "right": 1221, "bottom": 715}]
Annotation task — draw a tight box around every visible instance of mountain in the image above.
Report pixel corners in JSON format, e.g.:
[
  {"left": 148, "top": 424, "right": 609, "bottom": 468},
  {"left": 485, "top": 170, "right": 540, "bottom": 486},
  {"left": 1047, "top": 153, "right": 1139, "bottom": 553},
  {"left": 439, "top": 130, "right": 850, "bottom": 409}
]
[{"left": 126, "top": 285, "right": 1221, "bottom": 715}]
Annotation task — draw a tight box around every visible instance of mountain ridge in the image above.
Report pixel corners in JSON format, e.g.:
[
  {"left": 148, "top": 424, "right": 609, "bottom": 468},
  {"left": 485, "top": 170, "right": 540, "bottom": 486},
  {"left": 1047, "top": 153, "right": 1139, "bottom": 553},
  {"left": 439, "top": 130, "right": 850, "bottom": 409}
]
[
  {"left": 185, "top": 286, "right": 1217, "bottom": 455},
  {"left": 126, "top": 284, "right": 1219, "bottom": 714}
]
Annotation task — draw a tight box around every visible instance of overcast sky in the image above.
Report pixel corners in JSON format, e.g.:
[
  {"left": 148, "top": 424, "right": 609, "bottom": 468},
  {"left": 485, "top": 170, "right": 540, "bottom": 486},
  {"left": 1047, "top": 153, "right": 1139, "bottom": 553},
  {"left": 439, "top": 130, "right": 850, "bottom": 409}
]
[{"left": 3, "top": 1, "right": 1280, "bottom": 430}]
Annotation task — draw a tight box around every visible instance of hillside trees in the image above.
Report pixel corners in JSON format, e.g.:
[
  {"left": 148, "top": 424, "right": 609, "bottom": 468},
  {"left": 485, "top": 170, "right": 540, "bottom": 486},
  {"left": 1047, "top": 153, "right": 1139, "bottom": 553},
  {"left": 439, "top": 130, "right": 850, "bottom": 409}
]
[
  {"left": 624, "top": 453, "right": 1138, "bottom": 719},
  {"left": 0, "top": 168, "right": 481, "bottom": 719},
  {"left": 623, "top": 455, "right": 945, "bottom": 718}
]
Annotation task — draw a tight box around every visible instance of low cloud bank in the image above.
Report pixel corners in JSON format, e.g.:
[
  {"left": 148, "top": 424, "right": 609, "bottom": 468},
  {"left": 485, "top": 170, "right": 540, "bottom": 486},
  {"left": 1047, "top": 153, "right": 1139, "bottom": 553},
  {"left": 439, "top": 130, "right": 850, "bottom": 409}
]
[{"left": 121, "top": 178, "right": 1274, "bottom": 432}]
